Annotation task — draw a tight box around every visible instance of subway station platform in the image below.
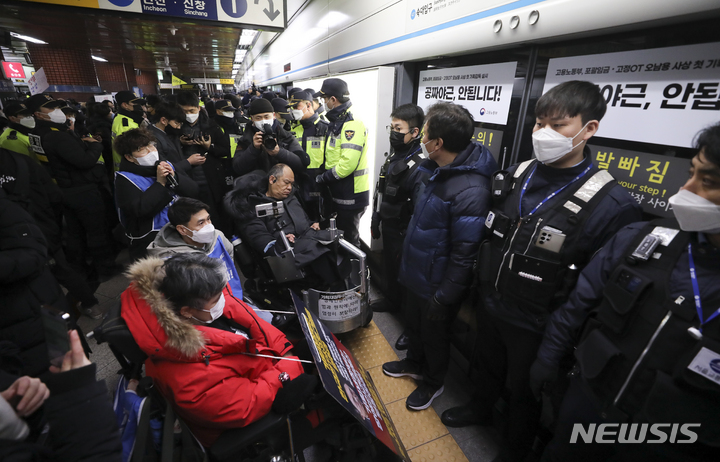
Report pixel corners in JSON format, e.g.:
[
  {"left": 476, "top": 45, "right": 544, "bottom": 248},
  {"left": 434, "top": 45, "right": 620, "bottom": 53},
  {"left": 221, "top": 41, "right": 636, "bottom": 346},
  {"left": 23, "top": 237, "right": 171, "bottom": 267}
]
[{"left": 78, "top": 250, "right": 500, "bottom": 462}]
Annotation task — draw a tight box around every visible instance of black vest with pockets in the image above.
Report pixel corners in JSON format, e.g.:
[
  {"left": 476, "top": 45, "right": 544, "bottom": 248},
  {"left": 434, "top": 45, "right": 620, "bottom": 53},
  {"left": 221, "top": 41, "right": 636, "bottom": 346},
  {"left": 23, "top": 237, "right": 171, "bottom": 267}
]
[
  {"left": 479, "top": 160, "right": 616, "bottom": 317},
  {"left": 575, "top": 219, "right": 720, "bottom": 446}
]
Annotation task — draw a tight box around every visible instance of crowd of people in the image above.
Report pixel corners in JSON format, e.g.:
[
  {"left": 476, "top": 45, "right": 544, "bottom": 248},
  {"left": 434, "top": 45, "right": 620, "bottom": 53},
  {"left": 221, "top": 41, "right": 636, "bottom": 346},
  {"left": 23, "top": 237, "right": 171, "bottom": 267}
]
[{"left": 0, "top": 77, "right": 718, "bottom": 462}]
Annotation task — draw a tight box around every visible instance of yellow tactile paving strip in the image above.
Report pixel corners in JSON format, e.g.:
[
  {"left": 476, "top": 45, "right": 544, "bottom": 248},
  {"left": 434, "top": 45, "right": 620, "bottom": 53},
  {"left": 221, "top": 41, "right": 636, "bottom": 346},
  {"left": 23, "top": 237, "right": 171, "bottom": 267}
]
[
  {"left": 339, "top": 321, "right": 468, "bottom": 461},
  {"left": 367, "top": 366, "right": 416, "bottom": 403},
  {"left": 386, "top": 400, "right": 448, "bottom": 450}
]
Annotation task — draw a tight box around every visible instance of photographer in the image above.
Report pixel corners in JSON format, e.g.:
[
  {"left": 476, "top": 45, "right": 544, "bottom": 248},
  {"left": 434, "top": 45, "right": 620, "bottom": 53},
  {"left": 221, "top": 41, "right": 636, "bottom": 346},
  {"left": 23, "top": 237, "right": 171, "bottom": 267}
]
[
  {"left": 114, "top": 128, "right": 198, "bottom": 260},
  {"left": 178, "top": 90, "right": 233, "bottom": 235},
  {"left": 232, "top": 98, "right": 309, "bottom": 179}
]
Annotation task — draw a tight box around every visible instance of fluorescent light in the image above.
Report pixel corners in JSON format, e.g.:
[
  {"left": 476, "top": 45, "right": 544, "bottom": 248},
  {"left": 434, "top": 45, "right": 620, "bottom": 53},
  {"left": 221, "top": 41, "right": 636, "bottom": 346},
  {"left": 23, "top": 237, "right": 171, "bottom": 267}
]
[
  {"left": 238, "top": 30, "right": 257, "bottom": 47},
  {"left": 91, "top": 55, "right": 108, "bottom": 62},
  {"left": 234, "top": 49, "right": 247, "bottom": 63},
  {"left": 10, "top": 32, "right": 47, "bottom": 44},
  {"left": 233, "top": 64, "right": 241, "bottom": 70}
]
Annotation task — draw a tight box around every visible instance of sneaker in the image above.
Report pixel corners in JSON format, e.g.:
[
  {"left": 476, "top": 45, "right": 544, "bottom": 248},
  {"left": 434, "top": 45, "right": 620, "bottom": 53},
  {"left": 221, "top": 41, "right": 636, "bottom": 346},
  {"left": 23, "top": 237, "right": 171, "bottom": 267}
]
[
  {"left": 82, "top": 304, "right": 104, "bottom": 320},
  {"left": 382, "top": 360, "right": 422, "bottom": 380},
  {"left": 406, "top": 384, "right": 444, "bottom": 411}
]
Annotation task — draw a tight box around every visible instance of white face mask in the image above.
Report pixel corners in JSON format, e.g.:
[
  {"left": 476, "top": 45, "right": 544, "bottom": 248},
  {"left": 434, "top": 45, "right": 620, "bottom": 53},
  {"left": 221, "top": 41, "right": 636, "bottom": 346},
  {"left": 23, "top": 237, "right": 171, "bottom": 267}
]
[
  {"left": 19, "top": 116, "right": 35, "bottom": 129},
  {"left": 221, "top": 111, "right": 235, "bottom": 118},
  {"left": 184, "top": 223, "right": 216, "bottom": 244},
  {"left": 254, "top": 120, "right": 272, "bottom": 131},
  {"left": 68, "top": 117, "right": 76, "bottom": 123},
  {"left": 291, "top": 109, "right": 304, "bottom": 121},
  {"left": 186, "top": 112, "right": 199, "bottom": 123},
  {"left": 193, "top": 293, "right": 225, "bottom": 324},
  {"left": 532, "top": 122, "right": 590, "bottom": 164},
  {"left": 669, "top": 189, "right": 720, "bottom": 233},
  {"left": 48, "top": 108, "right": 66, "bottom": 124},
  {"left": 421, "top": 140, "right": 437, "bottom": 158},
  {"left": 135, "top": 149, "right": 159, "bottom": 167}
]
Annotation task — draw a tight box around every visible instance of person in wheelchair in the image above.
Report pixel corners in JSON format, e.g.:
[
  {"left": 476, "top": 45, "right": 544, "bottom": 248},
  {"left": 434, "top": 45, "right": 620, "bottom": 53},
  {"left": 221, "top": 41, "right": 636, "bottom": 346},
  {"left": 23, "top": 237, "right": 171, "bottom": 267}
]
[
  {"left": 225, "top": 163, "right": 348, "bottom": 290},
  {"left": 121, "top": 254, "right": 318, "bottom": 448}
]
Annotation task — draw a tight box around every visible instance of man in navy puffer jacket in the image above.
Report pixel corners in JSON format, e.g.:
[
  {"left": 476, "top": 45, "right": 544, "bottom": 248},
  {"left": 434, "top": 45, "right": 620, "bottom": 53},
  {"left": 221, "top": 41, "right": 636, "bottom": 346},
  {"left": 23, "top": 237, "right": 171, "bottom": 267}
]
[{"left": 382, "top": 102, "right": 497, "bottom": 411}]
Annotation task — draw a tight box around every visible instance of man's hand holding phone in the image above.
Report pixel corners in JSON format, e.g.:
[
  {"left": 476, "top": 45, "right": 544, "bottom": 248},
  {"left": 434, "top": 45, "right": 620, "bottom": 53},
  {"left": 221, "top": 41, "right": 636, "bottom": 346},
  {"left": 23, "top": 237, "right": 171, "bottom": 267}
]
[{"left": 50, "top": 330, "right": 92, "bottom": 373}]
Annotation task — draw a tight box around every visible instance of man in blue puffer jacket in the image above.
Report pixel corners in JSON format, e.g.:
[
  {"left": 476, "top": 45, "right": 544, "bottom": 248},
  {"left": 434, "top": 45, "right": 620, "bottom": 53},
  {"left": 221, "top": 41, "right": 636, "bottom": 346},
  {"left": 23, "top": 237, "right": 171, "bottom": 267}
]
[{"left": 382, "top": 102, "right": 497, "bottom": 411}]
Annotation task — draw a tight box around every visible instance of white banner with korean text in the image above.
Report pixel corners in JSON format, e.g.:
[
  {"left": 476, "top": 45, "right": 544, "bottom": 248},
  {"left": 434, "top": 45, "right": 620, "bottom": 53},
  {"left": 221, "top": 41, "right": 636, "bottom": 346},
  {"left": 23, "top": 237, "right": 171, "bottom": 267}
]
[
  {"left": 544, "top": 42, "right": 720, "bottom": 148},
  {"left": 417, "top": 62, "right": 517, "bottom": 125}
]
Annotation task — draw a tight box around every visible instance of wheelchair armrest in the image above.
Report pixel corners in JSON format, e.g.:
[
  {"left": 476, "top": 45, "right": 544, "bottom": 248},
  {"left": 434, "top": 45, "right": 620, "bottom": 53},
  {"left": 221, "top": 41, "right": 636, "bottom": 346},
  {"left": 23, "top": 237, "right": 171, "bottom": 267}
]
[{"left": 209, "top": 411, "right": 288, "bottom": 460}]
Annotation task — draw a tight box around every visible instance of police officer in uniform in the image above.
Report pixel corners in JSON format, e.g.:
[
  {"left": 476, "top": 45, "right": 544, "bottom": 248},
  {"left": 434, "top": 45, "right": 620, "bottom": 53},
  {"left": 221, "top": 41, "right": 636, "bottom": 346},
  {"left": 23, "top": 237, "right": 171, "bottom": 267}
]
[
  {"left": 440, "top": 81, "right": 642, "bottom": 461},
  {"left": 0, "top": 102, "right": 37, "bottom": 163},
  {"left": 111, "top": 90, "right": 147, "bottom": 171},
  {"left": 207, "top": 99, "right": 242, "bottom": 183},
  {"left": 532, "top": 123, "right": 720, "bottom": 462},
  {"left": 289, "top": 90, "right": 329, "bottom": 222},
  {"left": 28, "top": 94, "right": 118, "bottom": 277},
  {"left": 314, "top": 78, "right": 369, "bottom": 247},
  {"left": 370, "top": 104, "right": 427, "bottom": 335}
]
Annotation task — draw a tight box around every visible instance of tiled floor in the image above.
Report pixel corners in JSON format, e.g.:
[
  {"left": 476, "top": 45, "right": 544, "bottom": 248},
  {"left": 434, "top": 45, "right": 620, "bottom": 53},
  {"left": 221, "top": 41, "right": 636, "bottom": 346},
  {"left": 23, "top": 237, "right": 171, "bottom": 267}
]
[{"left": 79, "top": 253, "right": 500, "bottom": 461}]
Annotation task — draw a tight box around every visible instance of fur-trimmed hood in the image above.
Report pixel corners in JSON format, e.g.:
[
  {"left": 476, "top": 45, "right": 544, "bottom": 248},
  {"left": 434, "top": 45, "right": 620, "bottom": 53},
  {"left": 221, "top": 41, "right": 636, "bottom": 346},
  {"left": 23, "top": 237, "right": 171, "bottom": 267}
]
[{"left": 123, "top": 257, "right": 206, "bottom": 358}]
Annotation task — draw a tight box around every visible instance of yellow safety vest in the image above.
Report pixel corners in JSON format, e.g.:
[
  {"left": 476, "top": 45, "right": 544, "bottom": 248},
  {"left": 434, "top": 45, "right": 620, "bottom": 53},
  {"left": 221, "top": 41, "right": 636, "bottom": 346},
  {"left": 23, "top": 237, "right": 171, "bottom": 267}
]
[
  {"left": 111, "top": 114, "right": 139, "bottom": 171},
  {"left": 325, "top": 118, "right": 369, "bottom": 204},
  {"left": 0, "top": 128, "right": 39, "bottom": 163}
]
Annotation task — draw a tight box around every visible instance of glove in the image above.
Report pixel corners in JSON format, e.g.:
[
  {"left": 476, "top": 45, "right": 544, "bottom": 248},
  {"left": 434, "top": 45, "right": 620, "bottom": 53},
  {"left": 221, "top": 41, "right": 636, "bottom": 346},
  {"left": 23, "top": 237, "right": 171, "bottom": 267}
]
[
  {"left": 371, "top": 212, "right": 381, "bottom": 240},
  {"left": 272, "top": 373, "right": 319, "bottom": 414},
  {"left": 529, "top": 359, "right": 559, "bottom": 400},
  {"left": 315, "top": 174, "right": 326, "bottom": 184},
  {"left": 425, "top": 296, "right": 450, "bottom": 321}
]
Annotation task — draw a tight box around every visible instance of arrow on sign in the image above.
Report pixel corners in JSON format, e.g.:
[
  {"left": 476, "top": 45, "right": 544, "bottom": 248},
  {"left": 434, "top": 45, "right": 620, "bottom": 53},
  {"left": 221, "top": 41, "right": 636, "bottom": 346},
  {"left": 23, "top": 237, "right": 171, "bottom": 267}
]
[{"left": 264, "top": 0, "right": 280, "bottom": 21}]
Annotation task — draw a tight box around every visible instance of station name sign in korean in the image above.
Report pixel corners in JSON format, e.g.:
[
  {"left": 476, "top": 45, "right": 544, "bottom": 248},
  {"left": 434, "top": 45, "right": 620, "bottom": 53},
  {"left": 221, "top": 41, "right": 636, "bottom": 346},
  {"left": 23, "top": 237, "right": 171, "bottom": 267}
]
[
  {"left": 544, "top": 42, "right": 720, "bottom": 148},
  {"left": 23, "top": 0, "right": 285, "bottom": 28},
  {"left": 417, "top": 62, "right": 517, "bottom": 125}
]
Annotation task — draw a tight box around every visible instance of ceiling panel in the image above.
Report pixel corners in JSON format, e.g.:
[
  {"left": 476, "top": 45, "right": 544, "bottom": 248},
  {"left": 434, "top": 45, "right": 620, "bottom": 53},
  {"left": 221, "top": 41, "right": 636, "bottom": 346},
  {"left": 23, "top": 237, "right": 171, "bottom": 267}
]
[{"left": 0, "top": 0, "right": 252, "bottom": 80}]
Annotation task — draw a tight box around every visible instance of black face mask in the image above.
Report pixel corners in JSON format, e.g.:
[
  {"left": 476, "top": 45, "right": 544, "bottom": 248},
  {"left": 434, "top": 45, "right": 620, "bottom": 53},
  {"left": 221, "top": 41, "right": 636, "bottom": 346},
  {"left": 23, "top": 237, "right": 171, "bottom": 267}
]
[
  {"left": 389, "top": 130, "right": 409, "bottom": 150},
  {"left": 165, "top": 125, "right": 182, "bottom": 137}
]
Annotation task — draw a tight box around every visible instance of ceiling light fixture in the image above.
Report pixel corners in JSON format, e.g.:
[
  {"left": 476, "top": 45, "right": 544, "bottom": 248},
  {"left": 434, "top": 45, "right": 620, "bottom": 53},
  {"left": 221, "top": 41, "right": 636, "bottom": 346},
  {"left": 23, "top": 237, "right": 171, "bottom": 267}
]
[
  {"left": 235, "top": 49, "right": 247, "bottom": 63},
  {"left": 91, "top": 55, "right": 108, "bottom": 62},
  {"left": 10, "top": 32, "right": 47, "bottom": 44},
  {"left": 238, "top": 29, "right": 257, "bottom": 47},
  {"left": 169, "top": 26, "right": 178, "bottom": 36}
]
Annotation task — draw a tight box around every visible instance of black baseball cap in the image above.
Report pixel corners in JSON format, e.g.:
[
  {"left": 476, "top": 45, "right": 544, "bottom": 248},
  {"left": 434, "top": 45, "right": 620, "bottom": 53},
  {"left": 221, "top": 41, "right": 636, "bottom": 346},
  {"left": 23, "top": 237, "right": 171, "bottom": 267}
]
[
  {"left": 313, "top": 78, "right": 349, "bottom": 99},
  {"left": 271, "top": 98, "right": 290, "bottom": 115},
  {"left": 288, "top": 91, "right": 312, "bottom": 105},
  {"left": 26, "top": 94, "right": 65, "bottom": 113},
  {"left": 3, "top": 101, "right": 33, "bottom": 117},
  {"left": 215, "top": 100, "right": 235, "bottom": 112},
  {"left": 248, "top": 97, "right": 275, "bottom": 115},
  {"left": 115, "top": 90, "right": 146, "bottom": 106}
]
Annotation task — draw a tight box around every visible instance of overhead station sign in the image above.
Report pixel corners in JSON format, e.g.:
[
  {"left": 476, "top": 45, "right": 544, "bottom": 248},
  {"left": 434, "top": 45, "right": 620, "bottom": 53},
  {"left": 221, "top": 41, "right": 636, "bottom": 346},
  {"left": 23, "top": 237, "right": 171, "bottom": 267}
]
[
  {"left": 23, "top": 0, "right": 285, "bottom": 28},
  {"left": 544, "top": 42, "right": 720, "bottom": 148}
]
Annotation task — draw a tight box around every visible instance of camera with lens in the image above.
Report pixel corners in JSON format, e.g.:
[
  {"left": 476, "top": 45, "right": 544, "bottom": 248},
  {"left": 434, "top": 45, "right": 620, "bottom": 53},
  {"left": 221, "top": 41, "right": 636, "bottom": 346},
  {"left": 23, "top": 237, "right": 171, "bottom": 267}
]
[{"left": 258, "top": 124, "right": 277, "bottom": 151}]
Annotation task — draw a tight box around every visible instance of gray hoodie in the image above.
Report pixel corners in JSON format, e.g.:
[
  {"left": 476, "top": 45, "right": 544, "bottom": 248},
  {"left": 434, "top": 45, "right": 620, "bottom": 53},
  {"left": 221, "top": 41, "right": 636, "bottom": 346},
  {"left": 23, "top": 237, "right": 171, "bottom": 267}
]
[{"left": 146, "top": 222, "right": 234, "bottom": 260}]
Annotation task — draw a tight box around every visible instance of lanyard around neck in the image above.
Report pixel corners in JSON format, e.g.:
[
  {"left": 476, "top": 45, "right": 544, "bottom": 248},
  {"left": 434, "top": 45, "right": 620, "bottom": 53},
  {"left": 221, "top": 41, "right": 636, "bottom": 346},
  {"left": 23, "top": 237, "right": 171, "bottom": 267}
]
[
  {"left": 518, "top": 163, "right": 592, "bottom": 218},
  {"left": 688, "top": 243, "right": 720, "bottom": 332}
]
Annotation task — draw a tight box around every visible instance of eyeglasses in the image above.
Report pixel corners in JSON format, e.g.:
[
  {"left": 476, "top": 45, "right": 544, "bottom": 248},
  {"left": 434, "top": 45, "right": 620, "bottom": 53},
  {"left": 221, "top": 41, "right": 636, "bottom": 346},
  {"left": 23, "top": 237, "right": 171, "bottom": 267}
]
[{"left": 134, "top": 142, "right": 157, "bottom": 156}]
